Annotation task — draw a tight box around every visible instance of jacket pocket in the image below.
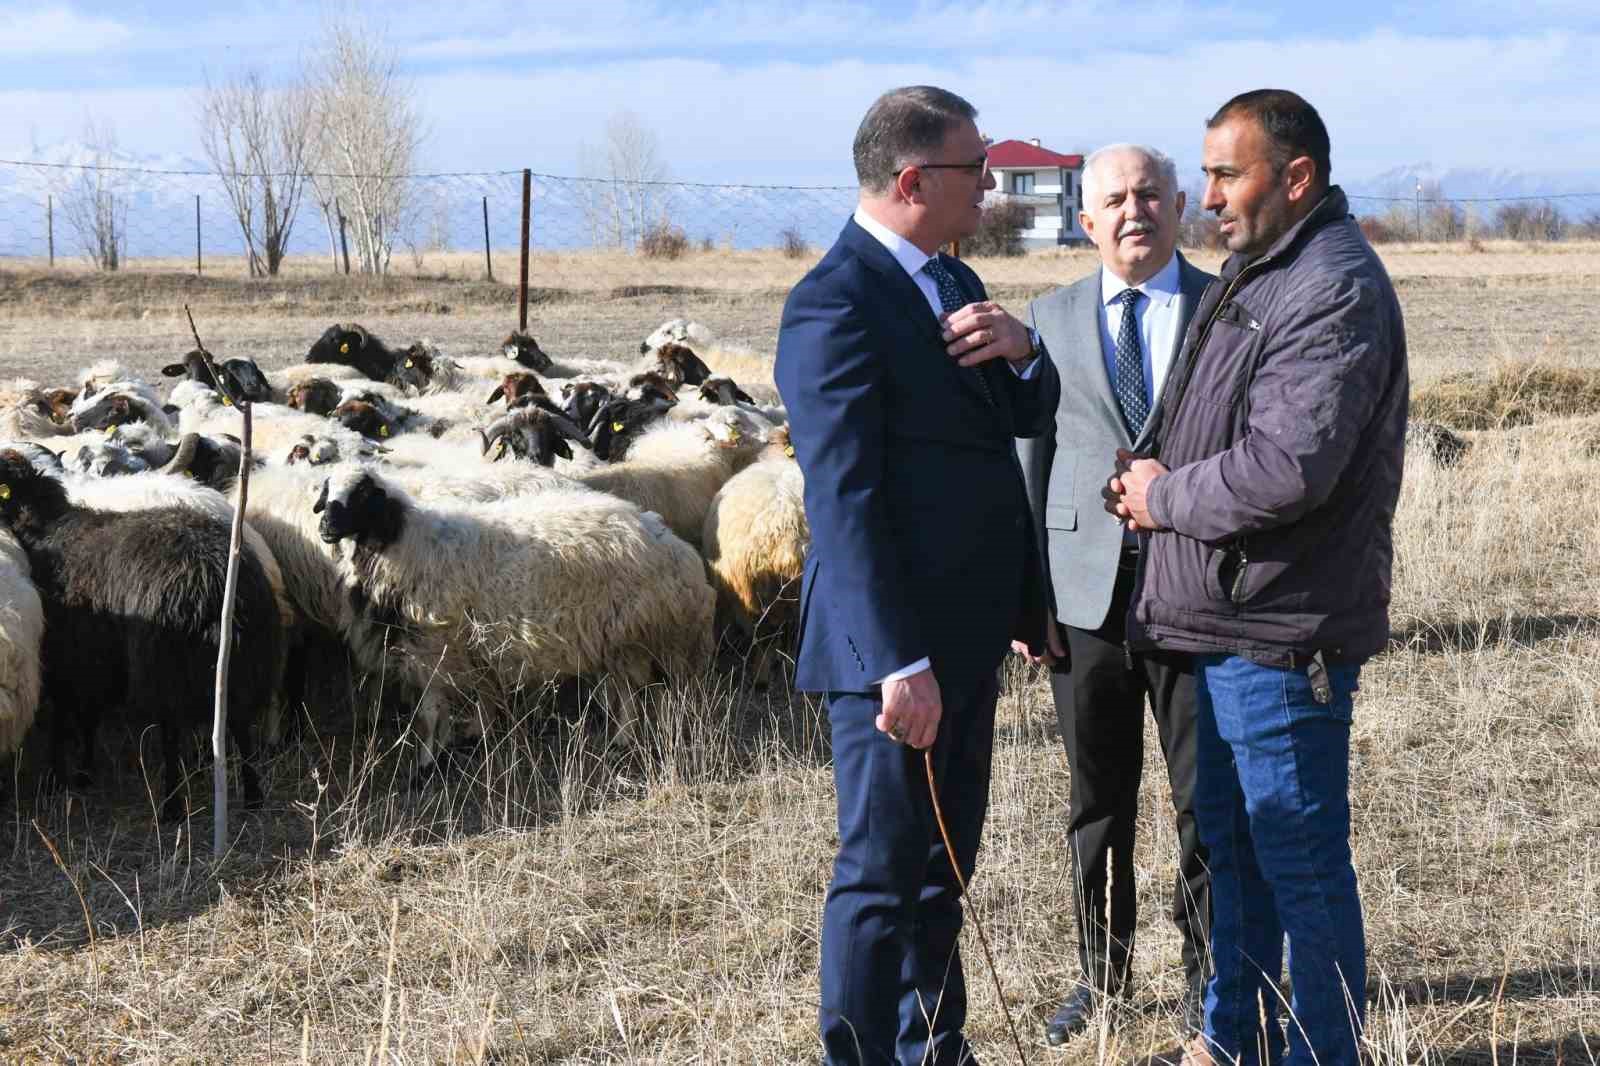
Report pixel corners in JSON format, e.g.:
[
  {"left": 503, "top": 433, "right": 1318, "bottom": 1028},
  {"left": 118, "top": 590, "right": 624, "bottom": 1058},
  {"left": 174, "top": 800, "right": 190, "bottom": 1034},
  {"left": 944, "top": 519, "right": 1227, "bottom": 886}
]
[{"left": 1046, "top": 502, "right": 1076, "bottom": 531}]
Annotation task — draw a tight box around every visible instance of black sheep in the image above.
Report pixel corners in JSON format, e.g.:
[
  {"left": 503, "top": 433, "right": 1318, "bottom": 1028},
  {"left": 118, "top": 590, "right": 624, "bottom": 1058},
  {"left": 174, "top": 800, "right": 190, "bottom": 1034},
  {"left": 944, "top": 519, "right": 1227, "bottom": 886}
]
[
  {"left": 0, "top": 449, "right": 284, "bottom": 819},
  {"left": 161, "top": 349, "right": 273, "bottom": 404},
  {"left": 304, "top": 323, "right": 404, "bottom": 383}
]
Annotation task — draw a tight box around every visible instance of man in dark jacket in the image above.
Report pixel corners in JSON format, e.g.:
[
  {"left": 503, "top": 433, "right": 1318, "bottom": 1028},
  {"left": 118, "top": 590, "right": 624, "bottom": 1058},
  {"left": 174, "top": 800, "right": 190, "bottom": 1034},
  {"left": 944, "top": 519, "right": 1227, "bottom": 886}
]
[{"left": 1109, "top": 90, "right": 1407, "bottom": 1066}]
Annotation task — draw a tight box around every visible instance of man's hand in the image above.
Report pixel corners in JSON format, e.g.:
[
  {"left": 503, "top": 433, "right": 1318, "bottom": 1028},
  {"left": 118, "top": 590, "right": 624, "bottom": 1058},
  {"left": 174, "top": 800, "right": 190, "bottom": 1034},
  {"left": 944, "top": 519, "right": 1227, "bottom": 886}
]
[
  {"left": 941, "top": 302, "right": 1034, "bottom": 367},
  {"left": 1106, "top": 447, "right": 1169, "bottom": 532},
  {"left": 878, "top": 668, "right": 942, "bottom": 749},
  {"left": 1011, "top": 611, "right": 1068, "bottom": 667}
]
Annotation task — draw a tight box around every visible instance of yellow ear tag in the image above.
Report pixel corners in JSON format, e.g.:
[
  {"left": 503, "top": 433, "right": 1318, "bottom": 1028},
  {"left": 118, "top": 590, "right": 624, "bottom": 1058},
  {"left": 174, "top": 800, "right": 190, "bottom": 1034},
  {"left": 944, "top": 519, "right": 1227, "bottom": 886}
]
[
  {"left": 611, "top": 421, "right": 625, "bottom": 433},
  {"left": 182, "top": 470, "right": 194, "bottom": 479},
  {"left": 339, "top": 342, "right": 350, "bottom": 354},
  {"left": 785, "top": 444, "right": 795, "bottom": 458},
  {"left": 0, "top": 485, "right": 10, "bottom": 500},
  {"left": 222, "top": 396, "right": 233, "bottom": 407},
  {"left": 379, "top": 424, "right": 389, "bottom": 437},
  {"left": 106, "top": 424, "right": 118, "bottom": 439},
  {"left": 496, "top": 439, "right": 508, "bottom": 457},
  {"left": 404, "top": 359, "right": 413, "bottom": 368}
]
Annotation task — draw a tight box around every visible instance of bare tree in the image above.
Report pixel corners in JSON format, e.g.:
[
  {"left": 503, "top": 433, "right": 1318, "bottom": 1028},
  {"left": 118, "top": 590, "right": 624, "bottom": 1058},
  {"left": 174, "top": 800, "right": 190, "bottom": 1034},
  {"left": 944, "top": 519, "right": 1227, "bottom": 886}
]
[
  {"left": 577, "top": 111, "right": 670, "bottom": 250},
  {"left": 56, "top": 118, "right": 126, "bottom": 271},
  {"left": 197, "top": 69, "right": 318, "bottom": 277},
  {"left": 305, "top": 13, "right": 422, "bottom": 275}
]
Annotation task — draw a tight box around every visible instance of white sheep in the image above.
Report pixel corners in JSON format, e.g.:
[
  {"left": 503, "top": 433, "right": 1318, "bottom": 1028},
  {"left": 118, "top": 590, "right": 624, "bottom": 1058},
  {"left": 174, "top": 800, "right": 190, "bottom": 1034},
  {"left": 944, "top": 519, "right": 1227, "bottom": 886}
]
[
  {"left": 313, "top": 467, "right": 716, "bottom": 768},
  {"left": 1, "top": 378, "right": 71, "bottom": 439},
  {"left": 701, "top": 425, "right": 808, "bottom": 645},
  {"left": 566, "top": 406, "right": 769, "bottom": 546},
  {"left": 0, "top": 525, "right": 44, "bottom": 758}
]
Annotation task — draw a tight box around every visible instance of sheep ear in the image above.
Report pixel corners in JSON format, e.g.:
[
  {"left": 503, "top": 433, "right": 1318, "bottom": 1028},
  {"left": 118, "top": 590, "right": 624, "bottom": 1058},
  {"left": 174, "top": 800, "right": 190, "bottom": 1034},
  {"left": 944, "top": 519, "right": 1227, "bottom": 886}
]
[
  {"left": 161, "top": 363, "right": 186, "bottom": 377},
  {"left": 312, "top": 480, "right": 329, "bottom": 514},
  {"left": 487, "top": 384, "right": 505, "bottom": 404}
]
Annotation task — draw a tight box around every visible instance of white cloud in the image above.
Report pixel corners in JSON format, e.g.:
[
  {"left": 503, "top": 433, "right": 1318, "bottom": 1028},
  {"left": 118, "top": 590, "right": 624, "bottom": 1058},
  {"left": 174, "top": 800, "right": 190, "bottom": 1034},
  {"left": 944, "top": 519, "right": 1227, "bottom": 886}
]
[{"left": 0, "top": 4, "right": 132, "bottom": 55}]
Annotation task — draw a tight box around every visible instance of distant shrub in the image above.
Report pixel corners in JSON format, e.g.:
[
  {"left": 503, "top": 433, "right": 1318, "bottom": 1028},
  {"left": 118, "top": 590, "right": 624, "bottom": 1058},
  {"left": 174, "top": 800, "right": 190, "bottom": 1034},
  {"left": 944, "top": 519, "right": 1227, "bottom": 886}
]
[
  {"left": 963, "top": 199, "right": 1029, "bottom": 257},
  {"left": 640, "top": 219, "right": 690, "bottom": 259},
  {"left": 1412, "top": 360, "right": 1600, "bottom": 430},
  {"left": 778, "top": 227, "right": 809, "bottom": 259},
  {"left": 1358, "top": 216, "right": 1398, "bottom": 244},
  {"left": 700, "top": 235, "right": 715, "bottom": 253}
]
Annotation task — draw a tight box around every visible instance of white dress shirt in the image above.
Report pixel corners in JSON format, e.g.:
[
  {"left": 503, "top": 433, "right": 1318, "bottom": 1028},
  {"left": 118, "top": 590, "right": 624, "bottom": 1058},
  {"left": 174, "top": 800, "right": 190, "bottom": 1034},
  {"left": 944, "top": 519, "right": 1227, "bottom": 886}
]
[
  {"left": 1098, "top": 252, "right": 1183, "bottom": 404},
  {"left": 851, "top": 207, "right": 1037, "bottom": 685}
]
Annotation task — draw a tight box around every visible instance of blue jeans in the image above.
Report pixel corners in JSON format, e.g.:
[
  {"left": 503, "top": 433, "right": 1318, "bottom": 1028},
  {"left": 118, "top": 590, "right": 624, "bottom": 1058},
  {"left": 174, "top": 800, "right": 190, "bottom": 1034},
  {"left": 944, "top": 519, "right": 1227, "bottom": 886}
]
[{"left": 1193, "top": 654, "right": 1366, "bottom": 1066}]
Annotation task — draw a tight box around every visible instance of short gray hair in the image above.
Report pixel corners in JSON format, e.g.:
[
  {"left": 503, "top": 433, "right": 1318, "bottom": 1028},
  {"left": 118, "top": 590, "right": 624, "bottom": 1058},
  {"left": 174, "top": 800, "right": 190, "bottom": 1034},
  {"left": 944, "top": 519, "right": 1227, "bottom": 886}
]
[
  {"left": 1080, "top": 143, "right": 1179, "bottom": 208},
  {"left": 853, "top": 86, "right": 978, "bottom": 195}
]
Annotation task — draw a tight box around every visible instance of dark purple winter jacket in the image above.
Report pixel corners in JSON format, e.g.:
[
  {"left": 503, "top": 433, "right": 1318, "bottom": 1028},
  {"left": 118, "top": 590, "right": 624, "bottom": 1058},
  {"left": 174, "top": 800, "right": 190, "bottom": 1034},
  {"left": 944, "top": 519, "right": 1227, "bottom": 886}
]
[{"left": 1133, "top": 186, "right": 1408, "bottom": 667}]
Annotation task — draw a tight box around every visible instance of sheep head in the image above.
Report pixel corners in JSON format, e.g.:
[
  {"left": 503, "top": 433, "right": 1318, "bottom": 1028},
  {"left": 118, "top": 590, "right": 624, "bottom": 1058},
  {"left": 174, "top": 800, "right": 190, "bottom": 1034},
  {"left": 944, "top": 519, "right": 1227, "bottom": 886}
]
[
  {"left": 479, "top": 405, "right": 590, "bottom": 467},
  {"left": 626, "top": 371, "right": 679, "bottom": 406},
  {"left": 502, "top": 332, "right": 553, "bottom": 373},
  {"left": 0, "top": 448, "right": 70, "bottom": 531},
  {"left": 41, "top": 387, "right": 78, "bottom": 424},
  {"left": 163, "top": 432, "right": 243, "bottom": 489},
  {"left": 590, "top": 396, "right": 673, "bottom": 461},
  {"left": 654, "top": 342, "right": 713, "bottom": 387},
  {"left": 305, "top": 323, "right": 369, "bottom": 364},
  {"left": 70, "top": 389, "right": 143, "bottom": 433},
  {"left": 387, "top": 343, "right": 441, "bottom": 394},
  {"left": 698, "top": 375, "right": 755, "bottom": 406},
  {"left": 486, "top": 371, "right": 548, "bottom": 408},
  {"left": 313, "top": 470, "right": 404, "bottom": 547},
  {"left": 332, "top": 399, "right": 396, "bottom": 441},
  {"left": 561, "top": 380, "right": 615, "bottom": 436},
  {"left": 288, "top": 378, "right": 343, "bottom": 417}
]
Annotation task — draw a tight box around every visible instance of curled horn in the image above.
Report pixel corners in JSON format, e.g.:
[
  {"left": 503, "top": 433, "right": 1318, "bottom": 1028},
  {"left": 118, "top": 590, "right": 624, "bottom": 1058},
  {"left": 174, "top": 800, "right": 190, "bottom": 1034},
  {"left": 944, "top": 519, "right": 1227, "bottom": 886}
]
[
  {"left": 478, "top": 418, "right": 512, "bottom": 459},
  {"left": 544, "top": 408, "right": 593, "bottom": 448},
  {"left": 162, "top": 433, "right": 201, "bottom": 477},
  {"left": 351, "top": 324, "right": 368, "bottom": 349}
]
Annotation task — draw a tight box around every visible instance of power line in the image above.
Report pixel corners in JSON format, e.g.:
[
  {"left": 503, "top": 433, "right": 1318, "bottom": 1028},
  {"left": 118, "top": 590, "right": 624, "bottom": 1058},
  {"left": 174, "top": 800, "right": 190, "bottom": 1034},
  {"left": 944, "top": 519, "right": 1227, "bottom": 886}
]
[{"left": 1347, "top": 191, "right": 1600, "bottom": 204}]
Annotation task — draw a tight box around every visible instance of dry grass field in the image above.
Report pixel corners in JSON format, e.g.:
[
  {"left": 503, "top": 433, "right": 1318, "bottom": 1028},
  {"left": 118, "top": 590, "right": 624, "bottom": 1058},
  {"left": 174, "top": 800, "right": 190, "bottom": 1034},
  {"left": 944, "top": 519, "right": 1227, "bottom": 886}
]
[{"left": 0, "top": 241, "right": 1598, "bottom": 1064}]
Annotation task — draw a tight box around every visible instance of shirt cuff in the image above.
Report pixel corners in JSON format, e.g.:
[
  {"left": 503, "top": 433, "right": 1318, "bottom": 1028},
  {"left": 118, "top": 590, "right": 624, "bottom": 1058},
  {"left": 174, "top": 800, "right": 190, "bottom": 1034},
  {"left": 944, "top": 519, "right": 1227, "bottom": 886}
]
[
  {"left": 876, "top": 657, "right": 931, "bottom": 684},
  {"left": 1009, "top": 356, "right": 1040, "bottom": 379}
]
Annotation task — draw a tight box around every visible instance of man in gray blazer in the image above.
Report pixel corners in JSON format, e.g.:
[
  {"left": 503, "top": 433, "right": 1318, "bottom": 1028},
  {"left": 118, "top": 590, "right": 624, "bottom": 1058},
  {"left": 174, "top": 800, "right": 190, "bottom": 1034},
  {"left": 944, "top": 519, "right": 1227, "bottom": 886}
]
[{"left": 1014, "top": 143, "right": 1216, "bottom": 1043}]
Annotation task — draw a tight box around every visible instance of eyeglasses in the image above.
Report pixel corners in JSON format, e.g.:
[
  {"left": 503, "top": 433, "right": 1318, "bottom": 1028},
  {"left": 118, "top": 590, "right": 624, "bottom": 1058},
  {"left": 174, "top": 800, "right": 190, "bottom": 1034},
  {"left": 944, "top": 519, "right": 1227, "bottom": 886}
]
[{"left": 897, "top": 155, "right": 990, "bottom": 178}]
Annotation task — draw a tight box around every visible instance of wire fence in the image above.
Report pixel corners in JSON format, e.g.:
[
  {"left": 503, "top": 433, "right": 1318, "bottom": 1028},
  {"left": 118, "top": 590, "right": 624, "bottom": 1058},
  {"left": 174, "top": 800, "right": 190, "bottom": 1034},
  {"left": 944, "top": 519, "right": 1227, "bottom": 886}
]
[{"left": 3, "top": 160, "right": 1600, "bottom": 286}]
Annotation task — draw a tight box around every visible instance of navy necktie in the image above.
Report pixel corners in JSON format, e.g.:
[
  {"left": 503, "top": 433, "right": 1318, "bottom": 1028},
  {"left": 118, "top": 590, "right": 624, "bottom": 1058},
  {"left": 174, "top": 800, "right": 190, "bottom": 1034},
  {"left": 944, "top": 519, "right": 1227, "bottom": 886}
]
[
  {"left": 1113, "top": 288, "right": 1148, "bottom": 438},
  {"left": 922, "top": 256, "right": 994, "bottom": 407}
]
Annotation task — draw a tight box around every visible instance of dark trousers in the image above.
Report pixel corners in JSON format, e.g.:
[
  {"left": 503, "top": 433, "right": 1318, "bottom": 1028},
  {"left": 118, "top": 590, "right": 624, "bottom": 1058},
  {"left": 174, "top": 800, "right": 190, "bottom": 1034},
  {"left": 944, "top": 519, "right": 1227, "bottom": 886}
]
[
  {"left": 819, "top": 671, "right": 999, "bottom": 1066},
  {"left": 1050, "top": 553, "right": 1210, "bottom": 995}
]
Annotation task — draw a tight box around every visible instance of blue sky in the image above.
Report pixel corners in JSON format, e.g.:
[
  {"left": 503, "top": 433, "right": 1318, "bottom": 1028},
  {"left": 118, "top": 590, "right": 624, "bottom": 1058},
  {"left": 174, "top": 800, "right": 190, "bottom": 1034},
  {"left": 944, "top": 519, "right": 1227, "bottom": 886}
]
[{"left": 0, "top": 1, "right": 1594, "bottom": 186}]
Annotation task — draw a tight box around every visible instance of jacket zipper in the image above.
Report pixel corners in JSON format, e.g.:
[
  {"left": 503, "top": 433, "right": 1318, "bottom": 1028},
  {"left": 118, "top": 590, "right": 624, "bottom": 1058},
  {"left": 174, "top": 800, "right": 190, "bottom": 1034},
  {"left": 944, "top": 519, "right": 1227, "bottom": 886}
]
[
  {"left": 1149, "top": 256, "right": 1275, "bottom": 462},
  {"left": 1229, "top": 538, "right": 1250, "bottom": 604}
]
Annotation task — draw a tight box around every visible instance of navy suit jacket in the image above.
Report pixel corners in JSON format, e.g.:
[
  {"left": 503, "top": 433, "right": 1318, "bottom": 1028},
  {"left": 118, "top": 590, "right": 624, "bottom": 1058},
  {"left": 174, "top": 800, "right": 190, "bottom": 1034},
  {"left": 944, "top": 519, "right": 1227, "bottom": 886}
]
[{"left": 775, "top": 218, "right": 1061, "bottom": 694}]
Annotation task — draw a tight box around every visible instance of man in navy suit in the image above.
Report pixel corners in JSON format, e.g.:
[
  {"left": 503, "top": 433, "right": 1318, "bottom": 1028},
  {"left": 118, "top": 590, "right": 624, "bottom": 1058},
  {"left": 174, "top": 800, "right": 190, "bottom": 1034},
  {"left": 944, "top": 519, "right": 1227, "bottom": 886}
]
[{"left": 775, "top": 85, "right": 1061, "bottom": 1065}]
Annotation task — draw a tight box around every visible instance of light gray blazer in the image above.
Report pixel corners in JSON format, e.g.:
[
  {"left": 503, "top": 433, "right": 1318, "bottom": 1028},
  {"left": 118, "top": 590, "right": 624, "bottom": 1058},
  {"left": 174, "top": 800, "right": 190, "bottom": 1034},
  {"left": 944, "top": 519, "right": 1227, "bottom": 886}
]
[{"left": 1016, "top": 252, "right": 1216, "bottom": 631}]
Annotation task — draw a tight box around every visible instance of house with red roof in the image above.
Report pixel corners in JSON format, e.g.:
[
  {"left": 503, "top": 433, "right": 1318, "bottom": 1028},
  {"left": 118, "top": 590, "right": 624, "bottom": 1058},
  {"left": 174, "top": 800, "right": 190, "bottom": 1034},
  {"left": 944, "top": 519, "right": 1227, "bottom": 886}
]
[{"left": 985, "top": 138, "right": 1087, "bottom": 248}]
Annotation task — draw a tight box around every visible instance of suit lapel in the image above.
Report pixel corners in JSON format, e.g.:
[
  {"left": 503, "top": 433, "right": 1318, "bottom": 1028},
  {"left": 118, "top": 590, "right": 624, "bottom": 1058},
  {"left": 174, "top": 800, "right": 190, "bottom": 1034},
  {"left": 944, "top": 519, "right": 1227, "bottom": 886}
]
[
  {"left": 842, "top": 221, "right": 995, "bottom": 410},
  {"left": 1075, "top": 270, "right": 1130, "bottom": 443}
]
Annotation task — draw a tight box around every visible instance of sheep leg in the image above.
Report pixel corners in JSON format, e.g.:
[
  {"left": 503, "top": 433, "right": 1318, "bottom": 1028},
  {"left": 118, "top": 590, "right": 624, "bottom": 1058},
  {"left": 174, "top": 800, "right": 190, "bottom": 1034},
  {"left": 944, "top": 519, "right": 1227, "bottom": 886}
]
[{"left": 408, "top": 686, "right": 451, "bottom": 783}]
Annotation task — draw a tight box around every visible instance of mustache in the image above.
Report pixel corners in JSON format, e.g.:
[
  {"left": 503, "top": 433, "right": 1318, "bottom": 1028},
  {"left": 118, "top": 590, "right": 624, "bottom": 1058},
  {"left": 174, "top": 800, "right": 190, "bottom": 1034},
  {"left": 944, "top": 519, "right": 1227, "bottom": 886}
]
[{"left": 1118, "top": 220, "right": 1155, "bottom": 238}]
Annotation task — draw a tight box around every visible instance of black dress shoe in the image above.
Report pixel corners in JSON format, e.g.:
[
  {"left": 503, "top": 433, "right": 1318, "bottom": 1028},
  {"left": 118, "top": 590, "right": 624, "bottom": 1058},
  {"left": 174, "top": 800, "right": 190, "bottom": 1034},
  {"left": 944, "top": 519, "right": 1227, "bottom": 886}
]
[{"left": 1043, "top": 985, "right": 1097, "bottom": 1046}]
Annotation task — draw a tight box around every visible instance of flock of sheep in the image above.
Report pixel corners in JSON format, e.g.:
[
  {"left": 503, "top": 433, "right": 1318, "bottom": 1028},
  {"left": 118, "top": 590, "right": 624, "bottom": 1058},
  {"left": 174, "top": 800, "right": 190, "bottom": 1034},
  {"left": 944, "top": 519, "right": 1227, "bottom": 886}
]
[{"left": 0, "top": 318, "right": 807, "bottom": 818}]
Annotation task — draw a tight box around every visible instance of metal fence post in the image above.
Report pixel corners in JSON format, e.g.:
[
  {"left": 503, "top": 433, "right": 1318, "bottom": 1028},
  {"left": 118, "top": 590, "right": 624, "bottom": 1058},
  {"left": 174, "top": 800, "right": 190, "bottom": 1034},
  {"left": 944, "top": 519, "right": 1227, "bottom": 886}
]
[
  {"left": 519, "top": 169, "right": 531, "bottom": 332},
  {"left": 46, "top": 194, "right": 54, "bottom": 268},
  {"left": 337, "top": 198, "right": 351, "bottom": 276},
  {"left": 195, "top": 195, "right": 202, "bottom": 276},
  {"left": 482, "top": 195, "right": 494, "bottom": 282}
]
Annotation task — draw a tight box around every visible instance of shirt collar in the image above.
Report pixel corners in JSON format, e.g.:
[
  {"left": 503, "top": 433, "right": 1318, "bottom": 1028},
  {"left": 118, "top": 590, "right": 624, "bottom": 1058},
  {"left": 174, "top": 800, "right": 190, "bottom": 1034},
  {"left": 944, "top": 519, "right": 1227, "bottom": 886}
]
[
  {"left": 1101, "top": 252, "right": 1182, "bottom": 309},
  {"left": 854, "top": 206, "right": 936, "bottom": 280}
]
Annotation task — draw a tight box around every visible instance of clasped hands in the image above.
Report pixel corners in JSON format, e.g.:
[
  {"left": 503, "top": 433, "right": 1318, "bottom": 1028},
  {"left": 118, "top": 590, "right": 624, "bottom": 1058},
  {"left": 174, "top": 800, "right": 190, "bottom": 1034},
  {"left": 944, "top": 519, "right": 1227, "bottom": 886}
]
[
  {"left": 1104, "top": 447, "right": 1169, "bottom": 533},
  {"left": 940, "top": 302, "right": 1034, "bottom": 366}
]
